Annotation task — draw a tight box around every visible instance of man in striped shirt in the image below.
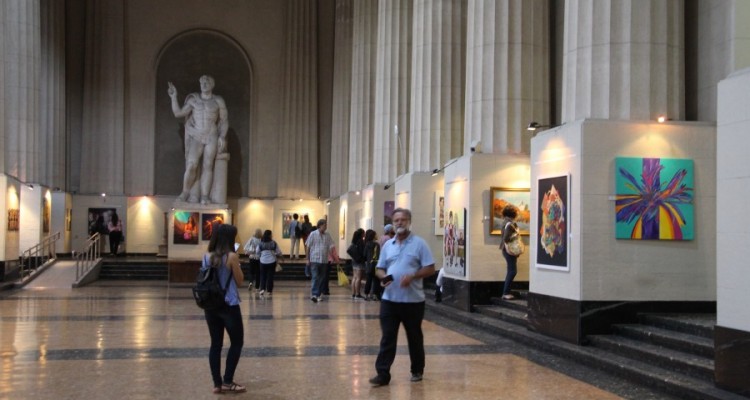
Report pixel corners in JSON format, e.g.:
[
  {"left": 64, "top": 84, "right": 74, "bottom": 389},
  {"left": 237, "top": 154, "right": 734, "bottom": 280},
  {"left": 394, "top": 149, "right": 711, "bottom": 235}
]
[{"left": 305, "top": 219, "right": 339, "bottom": 302}]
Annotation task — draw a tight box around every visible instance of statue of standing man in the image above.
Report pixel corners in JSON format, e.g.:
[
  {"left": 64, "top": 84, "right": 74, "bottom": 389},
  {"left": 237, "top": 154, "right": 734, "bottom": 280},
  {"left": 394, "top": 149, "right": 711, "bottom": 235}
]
[{"left": 168, "top": 75, "right": 228, "bottom": 205}]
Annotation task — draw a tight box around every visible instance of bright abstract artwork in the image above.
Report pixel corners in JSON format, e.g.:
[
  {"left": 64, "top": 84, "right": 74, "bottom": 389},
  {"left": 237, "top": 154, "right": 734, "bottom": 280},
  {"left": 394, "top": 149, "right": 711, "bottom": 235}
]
[
  {"left": 537, "top": 175, "right": 569, "bottom": 270},
  {"left": 615, "top": 157, "right": 694, "bottom": 240}
]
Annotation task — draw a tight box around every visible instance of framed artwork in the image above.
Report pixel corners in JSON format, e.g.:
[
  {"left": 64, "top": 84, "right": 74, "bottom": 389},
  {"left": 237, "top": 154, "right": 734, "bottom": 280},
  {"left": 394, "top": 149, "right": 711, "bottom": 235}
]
[
  {"left": 339, "top": 206, "right": 346, "bottom": 240},
  {"left": 65, "top": 209, "right": 72, "bottom": 232},
  {"left": 384, "top": 201, "right": 395, "bottom": 226},
  {"left": 615, "top": 157, "right": 694, "bottom": 240},
  {"left": 434, "top": 191, "right": 444, "bottom": 235},
  {"left": 281, "top": 212, "right": 293, "bottom": 239},
  {"left": 442, "top": 208, "right": 466, "bottom": 276},
  {"left": 536, "top": 175, "right": 569, "bottom": 271},
  {"left": 173, "top": 211, "right": 199, "bottom": 245},
  {"left": 202, "top": 213, "right": 224, "bottom": 241},
  {"left": 7, "top": 209, "right": 19, "bottom": 231},
  {"left": 88, "top": 208, "right": 116, "bottom": 236},
  {"left": 43, "top": 197, "right": 50, "bottom": 233},
  {"left": 489, "top": 187, "right": 530, "bottom": 236}
]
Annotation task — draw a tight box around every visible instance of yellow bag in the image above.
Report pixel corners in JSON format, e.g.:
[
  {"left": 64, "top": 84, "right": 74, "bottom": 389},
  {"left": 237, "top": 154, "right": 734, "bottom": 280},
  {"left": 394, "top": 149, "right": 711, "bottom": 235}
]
[{"left": 337, "top": 264, "right": 349, "bottom": 286}]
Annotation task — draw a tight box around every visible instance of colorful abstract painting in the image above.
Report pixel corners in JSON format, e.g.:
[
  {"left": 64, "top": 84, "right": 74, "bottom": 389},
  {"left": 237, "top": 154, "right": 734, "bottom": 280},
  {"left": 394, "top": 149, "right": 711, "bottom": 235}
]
[
  {"left": 615, "top": 157, "right": 694, "bottom": 240},
  {"left": 536, "top": 175, "right": 569, "bottom": 270},
  {"left": 490, "top": 187, "right": 531, "bottom": 236},
  {"left": 173, "top": 211, "right": 199, "bottom": 245},
  {"left": 201, "top": 213, "right": 224, "bottom": 241},
  {"left": 443, "top": 208, "right": 466, "bottom": 276}
]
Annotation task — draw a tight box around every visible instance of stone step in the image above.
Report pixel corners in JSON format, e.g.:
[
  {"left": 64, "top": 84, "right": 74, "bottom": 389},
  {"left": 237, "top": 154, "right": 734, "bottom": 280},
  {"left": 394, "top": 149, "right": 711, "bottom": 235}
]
[
  {"left": 427, "top": 304, "right": 743, "bottom": 400},
  {"left": 489, "top": 296, "right": 528, "bottom": 313},
  {"left": 638, "top": 313, "right": 715, "bottom": 340},
  {"left": 612, "top": 323, "right": 714, "bottom": 358},
  {"left": 473, "top": 305, "right": 527, "bottom": 326},
  {"left": 588, "top": 334, "right": 714, "bottom": 381}
]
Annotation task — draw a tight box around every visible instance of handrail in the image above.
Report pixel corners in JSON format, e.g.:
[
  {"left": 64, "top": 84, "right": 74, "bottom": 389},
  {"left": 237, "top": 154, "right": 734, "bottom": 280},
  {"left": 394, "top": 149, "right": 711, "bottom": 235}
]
[
  {"left": 75, "top": 233, "right": 102, "bottom": 281},
  {"left": 19, "top": 231, "right": 61, "bottom": 278}
]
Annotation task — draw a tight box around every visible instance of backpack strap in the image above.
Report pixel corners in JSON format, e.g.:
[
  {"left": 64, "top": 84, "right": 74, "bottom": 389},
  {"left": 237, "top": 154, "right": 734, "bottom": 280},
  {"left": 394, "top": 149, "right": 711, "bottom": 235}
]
[{"left": 221, "top": 254, "right": 233, "bottom": 290}]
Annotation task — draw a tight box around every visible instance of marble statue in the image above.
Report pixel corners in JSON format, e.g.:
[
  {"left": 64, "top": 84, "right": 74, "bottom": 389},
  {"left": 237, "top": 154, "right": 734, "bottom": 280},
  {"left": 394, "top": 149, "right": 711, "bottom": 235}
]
[{"left": 168, "top": 75, "right": 228, "bottom": 205}]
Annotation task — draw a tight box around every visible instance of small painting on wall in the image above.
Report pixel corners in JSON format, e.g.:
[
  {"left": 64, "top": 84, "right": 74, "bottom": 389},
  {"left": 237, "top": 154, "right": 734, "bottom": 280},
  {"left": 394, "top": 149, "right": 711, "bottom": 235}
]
[
  {"left": 8, "top": 209, "right": 19, "bottom": 231},
  {"left": 615, "top": 157, "right": 694, "bottom": 240},
  {"left": 434, "top": 191, "right": 444, "bottom": 236},
  {"left": 173, "top": 211, "right": 199, "bottom": 245},
  {"left": 384, "top": 201, "right": 395, "bottom": 226},
  {"left": 489, "top": 187, "right": 530, "bottom": 236},
  {"left": 536, "top": 175, "right": 569, "bottom": 271},
  {"left": 202, "top": 213, "right": 224, "bottom": 241},
  {"left": 88, "top": 208, "right": 116, "bottom": 236},
  {"left": 443, "top": 208, "right": 466, "bottom": 276}
]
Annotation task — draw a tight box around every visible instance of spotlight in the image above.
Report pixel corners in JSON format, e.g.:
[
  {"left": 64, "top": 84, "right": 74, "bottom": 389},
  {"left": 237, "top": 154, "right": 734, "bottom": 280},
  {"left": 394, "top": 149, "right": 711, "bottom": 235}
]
[
  {"left": 431, "top": 169, "right": 440, "bottom": 176},
  {"left": 26, "top": 184, "right": 34, "bottom": 190},
  {"left": 384, "top": 184, "right": 391, "bottom": 190},
  {"left": 657, "top": 115, "right": 666, "bottom": 123},
  {"left": 527, "top": 122, "right": 550, "bottom": 131},
  {"left": 101, "top": 193, "right": 106, "bottom": 197}
]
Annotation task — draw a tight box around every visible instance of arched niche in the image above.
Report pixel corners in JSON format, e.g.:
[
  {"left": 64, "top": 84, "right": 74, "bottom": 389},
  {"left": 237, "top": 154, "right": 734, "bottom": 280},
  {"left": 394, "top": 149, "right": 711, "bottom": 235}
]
[{"left": 154, "top": 30, "right": 252, "bottom": 198}]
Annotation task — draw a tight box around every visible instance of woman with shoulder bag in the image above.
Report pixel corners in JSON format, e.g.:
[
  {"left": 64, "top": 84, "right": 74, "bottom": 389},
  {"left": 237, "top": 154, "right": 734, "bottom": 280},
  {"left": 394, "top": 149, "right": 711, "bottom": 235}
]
[
  {"left": 348, "top": 229, "right": 366, "bottom": 299},
  {"left": 243, "top": 229, "right": 263, "bottom": 292},
  {"left": 500, "top": 205, "right": 521, "bottom": 300},
  {"left": 362, "top": 229, "right": 381, "bottom": 301},
  {"left": 258, "top": 230, "right": 282, "bottom": 298},
  {"left": 201, "top": 224, "right": 246, "bottom": 394}
]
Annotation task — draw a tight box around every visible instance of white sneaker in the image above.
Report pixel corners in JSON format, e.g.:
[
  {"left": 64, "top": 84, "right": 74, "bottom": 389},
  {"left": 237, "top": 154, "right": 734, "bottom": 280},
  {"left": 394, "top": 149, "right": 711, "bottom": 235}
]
[
  {"left": 259, "top": 290, "right": 265, "bottom": 297},
  {"left": 266, "top": 292, "right": 272, "bottom": 298}
]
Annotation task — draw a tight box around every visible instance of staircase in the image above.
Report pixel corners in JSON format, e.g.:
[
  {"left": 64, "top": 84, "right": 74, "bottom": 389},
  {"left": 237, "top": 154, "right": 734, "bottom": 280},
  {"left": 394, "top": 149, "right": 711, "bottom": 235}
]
[
  {"left": 99, "top": 260, "right": 168, "bottom": 280},
  {"left": 428, "top": 293, "right": 746, "bottom": 400}
]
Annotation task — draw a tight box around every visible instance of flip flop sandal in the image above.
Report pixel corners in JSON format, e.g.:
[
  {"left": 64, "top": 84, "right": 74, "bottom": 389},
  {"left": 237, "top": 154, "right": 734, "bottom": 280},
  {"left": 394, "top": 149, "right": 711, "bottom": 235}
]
[{"left": 221, "top": 382, "right": 246, "bottom": 393}]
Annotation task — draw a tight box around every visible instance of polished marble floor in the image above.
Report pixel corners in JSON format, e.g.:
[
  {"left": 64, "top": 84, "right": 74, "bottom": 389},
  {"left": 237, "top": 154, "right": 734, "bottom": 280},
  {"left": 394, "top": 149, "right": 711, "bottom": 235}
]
[{"left": 0, "top": 276, "right": 677, "bottom": 400}]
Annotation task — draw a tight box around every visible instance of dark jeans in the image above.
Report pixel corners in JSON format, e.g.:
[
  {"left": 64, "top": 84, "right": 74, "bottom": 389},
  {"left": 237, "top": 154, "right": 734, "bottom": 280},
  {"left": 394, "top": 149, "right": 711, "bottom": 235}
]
[
  {"left": 310, "top": 262, "right": 325, "bottom": 297},
  {"left": 320, "top": 262, "right": 331, "bottom": 295},
  {"left": 374, "top": 300, "right": 426, "bottom": 382},
  {"left": 247, "top": 259, "right": 261, "bottom": 289},
  {"left": 204, "top": 304, "right": 244, "bottom": 388},
  {"left": 502, "top": 248, "right": 518, "bottom": 295},
  {"left": 260, "top": 262, "right": 276, "bottom": 292},
  {"left": 364, "top": 269, "right": 381, "bottom": 297},
  {"left": 108, "top": 231, "right": 122, "bottom": 255}
]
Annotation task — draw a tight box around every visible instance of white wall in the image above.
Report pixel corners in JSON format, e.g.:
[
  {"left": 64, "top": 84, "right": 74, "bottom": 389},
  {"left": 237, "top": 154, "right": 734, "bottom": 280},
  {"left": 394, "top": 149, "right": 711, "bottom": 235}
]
[
  {"left": 393, "top": 172, "right": 443, "bottom": 268},
  {"left": 717, "top": 68, "right": 750, "bottom": 332},
  {"left": 531, "top": 119, "right": 716, "bottom": 301},
  {"left": 19, "top": 184, "right": 42, "bottom": 254},
  {"left": 467, "top": 153, "right": 531, "bottom": 282}
]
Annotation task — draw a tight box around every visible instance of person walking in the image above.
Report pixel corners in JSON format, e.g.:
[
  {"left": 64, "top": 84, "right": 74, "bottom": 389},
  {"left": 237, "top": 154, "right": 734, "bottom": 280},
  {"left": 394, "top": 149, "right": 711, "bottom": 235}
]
[
  {"left": 289, "top": 213, "right": 301, "bottom": 259},
  {"left": 363, "top": 229, "right": 381, "bottom": 301},
  {"left": 305, "top": 219, "right": 339, "bottom": 302},
  {"left": 370, "top": 208, "right": 436, "bottom": 387},
  {"left": 107, "top": 211, "right": 123, "bottom": 256},
  {"left": 300, "top": 215, "right": 313, "bottom": 258},
  {"left": 200, "top": 224, "right": 246, "bottom": 394},
  {"left": 243, "top": 228, "right": 263, "bottom": 292},
  {"left": 500, "top": 205, "right": 521, "bottom": 300},
  {"left": 257, "top": 230, "right": 282, "bottom": 298},
  {"left": 348, "top": 228, "right": 367, "bottom": 300}
]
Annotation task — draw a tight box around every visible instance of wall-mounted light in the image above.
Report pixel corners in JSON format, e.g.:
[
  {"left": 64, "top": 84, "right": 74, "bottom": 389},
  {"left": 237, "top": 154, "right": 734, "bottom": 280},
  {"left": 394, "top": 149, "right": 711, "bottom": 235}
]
[
  {"left": 527, "top": 121, "right": 550, "bottom": 132},
  {"left": 326, "top": 200, "right": 331, "bottom": 205},
  {"left": 431, "top": 158, "right": 460, "bottom": 176},
  {"left": 26, "top": 184, "right": 34, "bottom": 190},
  {"left": 657, "top": 115, "right": 666, "bottom": 123},
  {"left": 355, "top": 191, "right": 361, "bottom": 196},
  {"left": 101, "top": 193, "right": 106, "bottom": 197},
  {"left": 384, "top": 184, "right": 391, "bottom": 190},
  {"left": 431, "top": 169, "right": 440, "bottom": 176}
]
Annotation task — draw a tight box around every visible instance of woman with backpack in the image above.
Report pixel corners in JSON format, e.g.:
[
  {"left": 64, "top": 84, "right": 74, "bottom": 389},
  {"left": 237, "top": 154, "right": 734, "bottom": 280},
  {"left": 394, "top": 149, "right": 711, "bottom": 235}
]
[
  {"left": 258, "top": 229, "right": 282, "bottom": 298},
  {"left": 500, "top": 205, "right": 521, "bottom": 300},
  {"left": 362, "top": 229, "right": 381, "bottom": 301},
  {"left": 201, "top": 224, "right": 246, "bottom": 394},
  {"left": 347, "top": 228, "right": 367, "bottom": 299}
]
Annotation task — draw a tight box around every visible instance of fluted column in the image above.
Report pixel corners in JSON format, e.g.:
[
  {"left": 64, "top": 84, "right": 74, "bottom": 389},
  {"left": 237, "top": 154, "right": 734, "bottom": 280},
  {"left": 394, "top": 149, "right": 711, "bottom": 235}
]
[
  {"left": 278, "top": 0, "right": 319, "bottom": 199},
  {"left": 329, "top": 0, "right": 353, "bottom": 197},
  {"left": 40, "top": 0, "right": 65, "bottom": 189},
  {"left": 562, "top": 0, "right": 684, "bottom": 123},
  {"left": 372, "top": 0, "right": 413, "bottom": 184},
  {"left": 80, "top": 0, "right": 125, "bottom": 194},
  {"left": 1, "top": 0, "right": 41, "bottom": 183},
  {"left": 409, "top": 0, "right": 466, "bottom": 172},
  {"left": 348, "top": 0, "right": 378, "bottom": 191},
  {"left": 464, "top": 0, "right": 549, "bottom": 155}
]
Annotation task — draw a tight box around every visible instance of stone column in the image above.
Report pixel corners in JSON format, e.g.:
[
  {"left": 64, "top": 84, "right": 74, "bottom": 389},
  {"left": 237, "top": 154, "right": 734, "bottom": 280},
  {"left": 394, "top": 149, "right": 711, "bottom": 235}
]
[
  {"left": 464, "top": 0, "right": 549, "bottom": 155},
  {"left": 348, "top": 0, "right": 378, "bottom": 190},
  {"left": 562, "top": 0, "right": 684, "bottom": 123},
  {"left": 329, "top": 0, "right": 354, "bottom": 197},
  {"left": 372, "top": 0, "right": 413, "bottom": 184},
  {"left": 1, "top": 0, "right": 41, "bottom": 183},
  {"left": 409, "top": 0, "right": 466, "bottom": 172},
  {"left": 279, "top": 0, "right": 318, "bottom": 199},
  {"left": 80, "top": 0, "right": 125, "bottom": 194},
  {"left": 40, "top": 0, "right": 66, "bottom": 189}
]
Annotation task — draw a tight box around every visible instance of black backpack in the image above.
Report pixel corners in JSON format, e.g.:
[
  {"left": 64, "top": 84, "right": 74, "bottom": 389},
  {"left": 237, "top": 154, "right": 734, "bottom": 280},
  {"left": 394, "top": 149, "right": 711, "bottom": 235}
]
[
  {"left": 192, "top": 256, "right": 233, "bottom": 310},
  {"left": 294, "top": 221, "right": 303, "bottom": 237},
  {"left": 347, "top": 242, "right": 365, "bottom": 263}
]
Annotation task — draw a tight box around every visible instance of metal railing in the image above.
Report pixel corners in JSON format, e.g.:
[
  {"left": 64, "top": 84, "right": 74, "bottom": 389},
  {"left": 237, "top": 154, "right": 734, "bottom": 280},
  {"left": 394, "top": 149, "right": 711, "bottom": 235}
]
[
  {"left": 75, "top": 233, "right": 102, "bottom": 281},
  {"left": 19, "top": 231, "right": 61, "bottom": 278}
]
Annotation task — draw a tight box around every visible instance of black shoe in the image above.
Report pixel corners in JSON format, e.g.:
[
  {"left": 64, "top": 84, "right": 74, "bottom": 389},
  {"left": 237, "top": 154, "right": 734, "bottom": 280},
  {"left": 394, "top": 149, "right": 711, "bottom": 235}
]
[
  {"left": 369, "top": 375, "right": 389, "bottom": 387},
  {"left": 311, "top": 296, "right": 318, "bottom": 303},
  {"left": 410, "top": 373, "right": 423, "bottom": 382},
  {"left": 434, "top": 289, "right": 442, "bottom": 303}
]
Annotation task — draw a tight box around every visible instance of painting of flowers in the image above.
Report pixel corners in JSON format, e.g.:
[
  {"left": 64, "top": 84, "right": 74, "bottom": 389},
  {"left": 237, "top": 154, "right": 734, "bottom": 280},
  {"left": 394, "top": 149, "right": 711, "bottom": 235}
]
[
  {"left": 537, "top": 175, "right": 569, "bottom": 270},
  {"left": 615, "top": 157, "right": 694, "bottom": 240}
]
